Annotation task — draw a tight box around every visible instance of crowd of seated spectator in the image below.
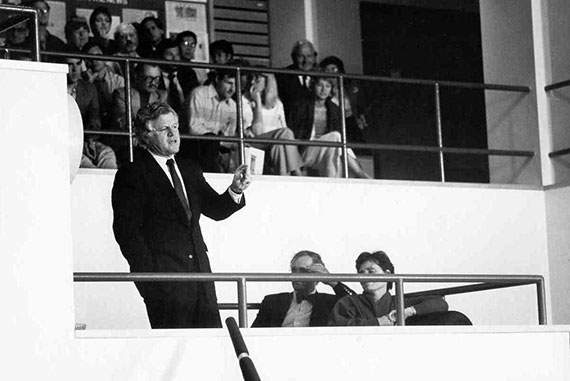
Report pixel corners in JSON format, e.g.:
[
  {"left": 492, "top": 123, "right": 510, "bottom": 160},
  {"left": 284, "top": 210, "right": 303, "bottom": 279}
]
[
  {"left": 252, "top": 250, "right": 472, "bottom": 328},
  {"left": 2, "top": 5, "right": 375, "bottom": 178}
]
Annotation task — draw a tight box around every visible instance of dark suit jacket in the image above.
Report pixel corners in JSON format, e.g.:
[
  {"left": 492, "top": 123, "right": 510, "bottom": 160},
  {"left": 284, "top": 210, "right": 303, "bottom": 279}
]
[
  {"left": 251, "top": 283, "right": 353, "bottom": 327},
  {"left": 112, "top": 149, "right": 245, "bottom": 312},
  {"left": 75, "top": 79, "right": 101, "bottom": 131},
  {"left": 276, "top": 64, "right": 313, "bottom": 120}
]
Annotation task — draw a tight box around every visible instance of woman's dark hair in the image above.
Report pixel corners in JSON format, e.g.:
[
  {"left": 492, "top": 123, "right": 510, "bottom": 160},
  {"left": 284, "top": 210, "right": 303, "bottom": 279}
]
[
  {"left": 89, "top": 7, "right": 112, "bottom": 33},
  {"left": 319, "top": 55, "right": 345, "bottom": 73},
  {"left": 355, "top": 251, "right": 395, "bottom": 290}
]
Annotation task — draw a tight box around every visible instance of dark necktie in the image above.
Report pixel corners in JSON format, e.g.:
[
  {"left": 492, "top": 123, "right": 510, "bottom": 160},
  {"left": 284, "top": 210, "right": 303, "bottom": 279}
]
[
  {"left": 168, "top": 73, "right": 181, "bottom": 112},
  {"left": 166, "top": 158, "right": 192, "bottom": 223},
  {"left": 296, "top": 292, "right": 314, "bottom": 303}
]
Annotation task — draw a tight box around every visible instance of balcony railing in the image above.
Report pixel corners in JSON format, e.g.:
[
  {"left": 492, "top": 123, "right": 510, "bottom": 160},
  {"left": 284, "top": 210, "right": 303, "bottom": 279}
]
[
  {"left": 74, "top": 272, "right": 546, "bottom": 328},
  {"left": 545, "top": 79, "right": 570, "bottom": 159},
  {"left": 1, "top": 47, "right": 535, "bottom": 182}
]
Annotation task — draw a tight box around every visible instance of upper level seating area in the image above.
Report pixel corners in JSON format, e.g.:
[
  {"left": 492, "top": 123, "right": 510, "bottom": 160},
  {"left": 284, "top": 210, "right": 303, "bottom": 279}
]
[{"left": 3, "top": 0, "right": 564, "bottom": 186}]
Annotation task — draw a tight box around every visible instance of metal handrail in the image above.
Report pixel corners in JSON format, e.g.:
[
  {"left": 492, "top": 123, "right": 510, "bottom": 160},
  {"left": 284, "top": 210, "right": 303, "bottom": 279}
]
[
  {"left": 544, "top": 79, "right": 570, "bottom": 158},
  {"left": 2, "top": 47, "right": 535, "bottom": 179},
  {"left": 0, "top": 4, "right": 40, "bottom": 61},
  {"left": 74, "top": 272, "right": 546, "bottom": 328}
]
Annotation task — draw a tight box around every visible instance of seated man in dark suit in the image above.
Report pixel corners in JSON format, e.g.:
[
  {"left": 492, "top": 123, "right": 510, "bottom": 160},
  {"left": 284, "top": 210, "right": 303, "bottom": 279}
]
[{"left": 252, "top": 250, "right": 355, "bottom": 327}]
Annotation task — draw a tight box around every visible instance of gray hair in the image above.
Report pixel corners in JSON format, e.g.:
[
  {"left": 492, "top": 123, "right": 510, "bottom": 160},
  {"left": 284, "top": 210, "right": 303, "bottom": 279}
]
[{"left": 134, "top": 102, "right": 177, "bottom": 148}]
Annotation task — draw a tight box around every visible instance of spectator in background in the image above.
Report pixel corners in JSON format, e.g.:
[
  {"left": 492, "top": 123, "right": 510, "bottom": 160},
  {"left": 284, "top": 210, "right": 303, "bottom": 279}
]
[
  {"left": 319, "top": 55, "right": 367, "bottom": 148},
  {"left": 65, "top": 55, "right": 117, "bottom": 169},
  {"left": 288, "top": 76, "right": 370, "bottom": 178},
  {"left": 175, "top": 30, "right": 201, "bottom": 93},
  {"left": 112, "top": 22, "right": 139, "bottom": 76},
  {"left": 252, "top": 251, "right": 355, "bottom": 328},
  {"left": 155, "top": 38, "right": 195, "bottom": 114},
  {"left": 242, "top": 72, "right": 305, "bottom": 176},
  {"left": 204, "top": 39, "right": 234, "bottom": 85},
  {"left": 137, "top": 16, "right": 165, "bottom": 58},
  {"left": 83, "top": 40, "right": 125, "bottom": 129},
  {"left": 89, "top": 6, "right": 117, "bottom": 54},
  {"left": 328, "top": 251, "right": 470, "bottom": 326},
  {"left": 182, "top": 68, "right": 238, "bottom": 172},
  {"left": 114, "top": 22, "right": 139, "bottom": 57},
  {"left": 4, "top": 19, "right": 30, "bottom": 60},
  {"left": 277, "top": 39, "right": 317, "bottom": 119},
  {"left": 110, "top": 63, "right": 167, "bottom": 165},
  {"left": 64, "top": 16, "right": 90, "bottom": 52},
  {"left": 23, "top": 0, "right": 66, "bottom": 53}
]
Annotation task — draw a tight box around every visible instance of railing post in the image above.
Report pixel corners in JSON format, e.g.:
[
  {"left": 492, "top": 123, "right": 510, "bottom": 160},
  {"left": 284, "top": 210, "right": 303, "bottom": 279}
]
[
  {"left": 434, "top": 83, "right": 445, "bottom": 182},
  {"left": 124, "top": 60, "right": 134, "bottom": 162},
  {"left": 30, "top": 9, "right": 40, "bottom": 62},
  {"left": 536, "top": 278, "right": 547, "bottom": 325},
  {"left": 394, "top": 278, "right": 405, "bottom": 326},
  {"left": 338, "top": 75, "right": 349, "bottom": 178},
  {"left": 237, "top": 277, "right": 248, "bottom": 328},
  {"left": 235, "top": 67, "right": 245, "bottom": 165}
]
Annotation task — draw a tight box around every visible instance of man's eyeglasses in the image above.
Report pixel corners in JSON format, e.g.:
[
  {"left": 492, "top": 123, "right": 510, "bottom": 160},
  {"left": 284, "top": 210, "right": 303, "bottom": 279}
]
[
  {"left": 141, "top": 75, "right": 161, "bottom": 84},
  {"left": 180, "top": 41, "right": 197, "bottom": 48},
  {"left": 153, "top": 125, "right": 179, "bottom": 134}
]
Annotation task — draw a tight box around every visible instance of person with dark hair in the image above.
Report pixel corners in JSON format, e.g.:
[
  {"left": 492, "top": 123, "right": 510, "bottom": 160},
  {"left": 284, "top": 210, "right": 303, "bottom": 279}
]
[
  {"left": 138, "top": 16, "right": 165, "bottom": 58},
  {"left": 288, "top": 76, "right": 370, "bottom": 178},
  {"left": 182, "top": 68, "right": 238, "bottom": 172},
  {"left": 112, "top": 101, "right": 251, "bottom": 328},
  {"left": 155, "top": 38, "right": 198, "bottom": 114},
  {"left": 175, "top": 30, "right": 201, "bottom": 92},
  {"left": 83, "top": 40, "right": 125, "bottom": 129},
  {"left": 64, "top": 16, "right": 90, "bottom": 52},
  {"left": 65, "top": 55, "right": 117, "bottom": 169},
  {"left": 329, "top": 251, "right": 471, "bottom": 326},
  {"left": 204, "top": 39, "right": 234, "bottom": 85},
  {"left": 22, "top": 0, "right": 66, "bottom": 53},
  {"left": 276, "top": 39, "right": 318, "bottom": 119},
  {"left": 319, "top": 55, "right": 367, "bottom": 149},
  {"left": 109, "top": 63, "right": 167, "bottom": 165},
  {"left": 252, "top": 251, "right": 355, "bottom": 327},
  {"left": 89, "top": 6, "right": 117, "bottom": 54}
]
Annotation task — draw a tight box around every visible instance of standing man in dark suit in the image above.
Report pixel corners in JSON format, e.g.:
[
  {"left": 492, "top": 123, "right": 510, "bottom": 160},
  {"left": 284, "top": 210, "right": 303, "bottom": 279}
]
[
  {"left": 112, "top": 102, "right": 251, "bottom": 329},
  {"left": 276, "top": 39, "right": 318, "bottom": 121},
  {"left": 251, "top": 251, "right": 355, "bottom": 327}
]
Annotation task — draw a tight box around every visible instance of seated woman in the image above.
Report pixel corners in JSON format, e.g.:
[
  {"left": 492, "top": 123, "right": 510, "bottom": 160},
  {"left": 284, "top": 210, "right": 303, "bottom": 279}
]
[
  {"left": 242, "top": 72, "right": 304, "bottom": 176},
  {"left": 319, "top": 56, "right": 367, "bottom": 147},
  {"left": 287, "top": 76, "right": 370, "bottom": 178},
  {"left": 329, "top": 251, "right": 470, "bottom": 326}
]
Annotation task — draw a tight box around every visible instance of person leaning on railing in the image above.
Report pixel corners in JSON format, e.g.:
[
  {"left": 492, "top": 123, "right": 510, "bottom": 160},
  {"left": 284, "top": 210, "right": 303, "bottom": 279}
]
[
  {"left": 329, "top": 251, "right": 471, "bottom": 326},
  {"left": 251, "top": 250, "right": 356, "bottom": 328}
]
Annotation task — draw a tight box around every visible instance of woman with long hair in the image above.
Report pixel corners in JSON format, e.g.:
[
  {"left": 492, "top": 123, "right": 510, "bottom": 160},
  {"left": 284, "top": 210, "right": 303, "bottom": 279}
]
[
  {"left": 242, "top": 72, "right": 305, "bottom": 176},
  {"left": 288, "top": 76, "right": 370, "bottom": 178}
]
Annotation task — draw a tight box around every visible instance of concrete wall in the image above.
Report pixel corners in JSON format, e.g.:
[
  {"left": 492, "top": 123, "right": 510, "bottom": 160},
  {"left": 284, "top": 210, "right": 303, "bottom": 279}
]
[
  {"left": 72, "top": 170, "right": 550, "bottom": 329},
  {"left": 269, "top": 0, "right": 363, "bottom": 74},
  {"left": 545, "top": 183, "right": 570, "bottom": 324},
  {"left": 479, "top": 0, "right": 542, "bottom": 185}
]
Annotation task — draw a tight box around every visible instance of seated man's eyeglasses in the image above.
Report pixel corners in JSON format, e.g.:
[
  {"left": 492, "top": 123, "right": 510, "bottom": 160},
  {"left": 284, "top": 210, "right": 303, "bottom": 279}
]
[{"left": 142, "top": 75, "right": 161, "bottom": 84}]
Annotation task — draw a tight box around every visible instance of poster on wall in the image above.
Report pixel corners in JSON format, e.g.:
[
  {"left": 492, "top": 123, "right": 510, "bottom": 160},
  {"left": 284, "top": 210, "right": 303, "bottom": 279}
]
[
  {"left": 121, "top": 8, "right": 158, "bottom": 25},
  {"left": 76, "top": 8, "right": 121, "bottom": 39},
  {"left": 46, "top": 0, "right": 66, "bottom": 42},
  {"left": 165, "top": 1, "right": 208, "bottom": 62}
]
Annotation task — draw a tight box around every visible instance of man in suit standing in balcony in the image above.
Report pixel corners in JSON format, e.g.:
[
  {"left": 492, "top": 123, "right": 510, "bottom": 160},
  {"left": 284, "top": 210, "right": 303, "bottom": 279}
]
[
  {"left": 276, "top": 39, "right": 318, "bottom": 120},
  {"left": 251, "top": 250, "right": 355, "bottom": 327},
  {"left": 112, "top": 102, "right": 251, "bottom": 328}
]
